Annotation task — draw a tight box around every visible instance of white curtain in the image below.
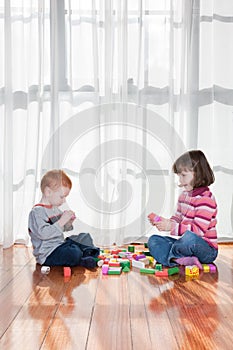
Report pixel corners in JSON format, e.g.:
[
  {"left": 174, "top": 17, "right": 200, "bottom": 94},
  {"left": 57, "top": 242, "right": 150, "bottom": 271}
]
[{"left": 0, "top": 0, "right": 232, "bottom": 248}]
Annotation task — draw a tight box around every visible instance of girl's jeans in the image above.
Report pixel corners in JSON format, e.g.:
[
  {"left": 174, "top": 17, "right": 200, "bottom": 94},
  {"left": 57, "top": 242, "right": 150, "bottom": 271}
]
[{"left": 148, "top": 230, "right": 218, "bottom": 267}]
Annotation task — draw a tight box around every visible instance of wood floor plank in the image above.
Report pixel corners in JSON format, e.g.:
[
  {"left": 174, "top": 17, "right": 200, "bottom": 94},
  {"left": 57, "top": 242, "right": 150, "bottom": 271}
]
[
  {"left": 127, "top": 271, "right": 153, "bottom": 350},
  {"left": 86, "top": 273, "right": 132, "bottom": 350},
  {"left": 41, "top": 268, "right": 99, "bottom": 350}
]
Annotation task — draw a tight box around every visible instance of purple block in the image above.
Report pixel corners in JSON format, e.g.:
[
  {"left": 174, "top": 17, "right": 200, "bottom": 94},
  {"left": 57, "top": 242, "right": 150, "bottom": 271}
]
[
  {"left": 135, "top": 254, "right": 147, "bottom": 260},
  {"left": 209, "top": 264, "right": 217, "bottom": 273}
]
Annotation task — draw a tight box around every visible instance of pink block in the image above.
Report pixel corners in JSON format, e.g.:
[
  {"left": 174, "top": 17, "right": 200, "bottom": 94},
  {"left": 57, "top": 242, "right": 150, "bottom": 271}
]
[
  {"left": 102, "top": 264, "right": 109, "bottom": 275},
  {"left": 148, "top": 212, "right": 161, "bottom": 222}
]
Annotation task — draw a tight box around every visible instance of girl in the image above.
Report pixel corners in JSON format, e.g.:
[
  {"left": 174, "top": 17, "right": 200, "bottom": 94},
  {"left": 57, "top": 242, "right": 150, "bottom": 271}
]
[{"left": 147, "top": 150, "right": 218, "bottom": 269}]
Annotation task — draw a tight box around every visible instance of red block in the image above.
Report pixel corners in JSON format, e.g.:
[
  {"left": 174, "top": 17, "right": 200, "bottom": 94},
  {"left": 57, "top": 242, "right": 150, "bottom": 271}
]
[
  {"left": 155, "top": 270, "right": 168, "bottom": 277},
  {"left": 64, "top": 266, "right": 71, "bottom": 277}
]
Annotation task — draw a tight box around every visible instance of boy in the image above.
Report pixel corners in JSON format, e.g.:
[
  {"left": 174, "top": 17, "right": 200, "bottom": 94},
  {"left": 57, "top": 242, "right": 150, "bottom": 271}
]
[{"left": 28, "top": 169, "right": 99, "bottom": 268}]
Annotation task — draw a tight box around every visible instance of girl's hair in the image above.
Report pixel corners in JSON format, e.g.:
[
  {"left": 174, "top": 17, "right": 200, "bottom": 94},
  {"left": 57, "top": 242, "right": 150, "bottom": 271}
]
[
  {"left": 40, "top": 169, "right": 72, "bottom": 193},
  {"left": 172, "top": 150, "right": 215, "bottom": 188}
]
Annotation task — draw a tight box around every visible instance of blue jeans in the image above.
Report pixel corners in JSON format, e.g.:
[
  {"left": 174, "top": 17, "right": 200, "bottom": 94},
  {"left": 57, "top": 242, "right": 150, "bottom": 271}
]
[
  {"left": 148, "top": 230, "right": 218, "bottom": 267},
  {"left": 44, "top": 239, "right": 83, "bottom": 267},
  {"left": 44, "top": 237, "right": 100, "bottom": 267}
]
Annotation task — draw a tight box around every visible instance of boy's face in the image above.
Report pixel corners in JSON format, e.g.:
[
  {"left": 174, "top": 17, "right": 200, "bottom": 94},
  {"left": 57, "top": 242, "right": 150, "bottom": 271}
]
[{"left": 46, "top": 186, "right": 70, "bottom": 206}]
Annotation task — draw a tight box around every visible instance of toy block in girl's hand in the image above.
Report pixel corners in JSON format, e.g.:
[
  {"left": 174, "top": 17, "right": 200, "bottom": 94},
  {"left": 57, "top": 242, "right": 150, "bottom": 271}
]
[{"left": 148, "top": 212, "right": 161, "bottom": 223}]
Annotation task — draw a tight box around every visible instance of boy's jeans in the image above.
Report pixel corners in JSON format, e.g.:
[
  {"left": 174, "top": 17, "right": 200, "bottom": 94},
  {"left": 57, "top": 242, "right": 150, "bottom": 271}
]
[{"left": 148, "top": 230, "right": 218, "bottom": 267}]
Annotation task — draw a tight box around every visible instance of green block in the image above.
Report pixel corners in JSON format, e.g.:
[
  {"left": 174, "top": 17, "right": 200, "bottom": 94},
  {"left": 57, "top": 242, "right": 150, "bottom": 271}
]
[
  {"left": 122, "top": 266, "right": 130, "bottom": 273},
  {"left": 140, "top": 268, "right": 156, "bottom": 274},
  {"left": 128, "top": 245, "right": 135, "bottom": 252},
  {"left": 144, "top": 242, "right": 148, "bottom": 248},
  {"left": 108, "top": 270, "right": 121, "bottom": 275},
  {"left": 143, "top": 251, "right": 152, "bottom": 256},
  {"left": 168, "top": 267, "right": 179, "bottom": 275},
  {"left": 120, "top": 261, "right": 131, "bottom": 268},
  {"left": 155, "top": 264, "right": 163, "bottom": 271}
]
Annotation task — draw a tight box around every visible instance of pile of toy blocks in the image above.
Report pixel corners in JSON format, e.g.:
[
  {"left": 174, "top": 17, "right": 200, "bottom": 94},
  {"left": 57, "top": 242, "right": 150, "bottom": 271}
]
[
  {"left": 96, "top": 245, "right": 217, "bottom": 278},
  {"left": 96, "top": 245, "right": 180, "bottom": 276}
]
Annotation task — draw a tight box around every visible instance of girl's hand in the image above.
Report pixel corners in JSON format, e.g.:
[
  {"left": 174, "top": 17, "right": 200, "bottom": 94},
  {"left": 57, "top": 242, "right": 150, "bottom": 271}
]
[{"left": 154, "top": 218, "right": 172, "bottom": 232}]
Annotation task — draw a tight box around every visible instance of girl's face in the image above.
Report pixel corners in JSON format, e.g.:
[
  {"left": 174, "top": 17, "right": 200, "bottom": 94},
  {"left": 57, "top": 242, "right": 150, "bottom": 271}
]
[{"left": 177, "top": 169, "right": 194, "bottom": 191}]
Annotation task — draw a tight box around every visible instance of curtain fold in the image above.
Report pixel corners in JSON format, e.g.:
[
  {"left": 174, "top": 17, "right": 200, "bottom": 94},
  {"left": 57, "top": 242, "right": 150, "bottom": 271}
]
[{"left": 0, "top": 0, "right": 232, "bottom": 247}]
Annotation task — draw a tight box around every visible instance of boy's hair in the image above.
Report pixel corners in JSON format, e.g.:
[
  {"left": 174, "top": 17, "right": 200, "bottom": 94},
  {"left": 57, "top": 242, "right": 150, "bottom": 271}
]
[
  {"left": 40, "top": 170, "right": 72, "bottom": 193},
  {"left": 172, "top": 150, "right": 215, "bottom": 188}
]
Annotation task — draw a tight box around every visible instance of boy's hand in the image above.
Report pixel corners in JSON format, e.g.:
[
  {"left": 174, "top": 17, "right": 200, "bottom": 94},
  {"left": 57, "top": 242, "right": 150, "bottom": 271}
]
[{"left": 58, "top": 210, "right": 76, "bottom": 227}]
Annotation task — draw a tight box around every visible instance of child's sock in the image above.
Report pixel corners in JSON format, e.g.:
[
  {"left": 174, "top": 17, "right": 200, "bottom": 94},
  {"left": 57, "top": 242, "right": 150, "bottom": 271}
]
[
  {"left": 175, "top": 256, "right": 203, "bottom": 269},
  {"left": 80, "top": 256, "right": 96, "bottom": 268}
]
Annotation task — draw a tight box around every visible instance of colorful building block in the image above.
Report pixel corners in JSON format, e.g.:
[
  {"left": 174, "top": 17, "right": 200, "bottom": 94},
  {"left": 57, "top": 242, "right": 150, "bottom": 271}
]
[
  {"left": 132, "top": 259, "right": 146, "bottom": 269},
  {"left": 140, "top": 268, "right": 156, "bottom": 274},
  {"left": 148, "top": 212, "right": 161, "bottom": 222},
  {"left": 208, "top": 264, "right": 217, "bottom": 273},
  {"left": 122, "top": 266, "right": 130, "bottom": 273},
  {"left": 102, "top": 264, "right": 109, "bottom": 275},
  {"left": 185, "top": 265, "right": 199, "bottom": 276},
  {"left": 155, "top": 264, "right": 163, "bottom": 271},
  {"left": 41, "top": 266, "right": 50, "bottom": 274},
  {"left": 108, "top": 267, "right": 122, "bottom": 275},
  {"left": 155, "top": 270, "right": 168, "bottom": 277},
  {"left": 128, "top": 245, "right": 135, "bottom": 252},
  {"left": 168, "top": 267, "right": 180, "bottom": 275},
  {"left": 202, "top": 264, "right": 210, "bottom": 273},
  {"left": 63, "top": 267, "right": 71, "bottom": 277}
]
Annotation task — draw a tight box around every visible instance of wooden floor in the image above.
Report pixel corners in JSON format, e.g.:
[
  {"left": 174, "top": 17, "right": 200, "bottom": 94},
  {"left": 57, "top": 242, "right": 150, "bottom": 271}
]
[{"left": 0, "top": 244, "right": 233, "bottom": 350}]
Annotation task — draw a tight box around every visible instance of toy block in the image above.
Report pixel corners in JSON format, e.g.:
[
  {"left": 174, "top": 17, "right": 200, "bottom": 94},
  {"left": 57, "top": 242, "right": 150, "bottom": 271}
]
[
  {"left": 168, "top": 267, "right": 180, "bottom": 275},
  {"left": 185, "top": 265, "right": 199, "bottom": 276},
  {"left": 202, "top": 264, "right": 210, "bottom": 273},
  {"left": 155, "top": 270, "right": 168, "bottom": 277},
  {"left": 63, "top": 267, "right": 71, "bottom": 277},
  {"left": 120, "top": 260, "right": 131, "bottom": 268},
  {"left": 148, "top": 212, "right": 161, "bottom": 222},
  {"left": 143, "top": 251, "right": 152, "bottom": 257},
  {"left": 111, "top": 249, "right": 119, "bottom": 255},
  {"left": 208, "top": 264, "right": 217, "bottom": 273},
  {"left": 97, "top": 259, "right": 104, "bottom": 267},
  {"left": 41, "top": 266, "right": 50, "bottom": 274},
  {"left": 144, "top": 242, "right": 148, "bottom": 248},
  {"left": 109, "top": 262, "right": 121, "bottom": 267},
  {"left": 138, "top": 258, "right": 150, "bottom": 265},
  {"left": 155, "top": 264, "right": 163, "bottom": 271},
  {"left": 132, "top": 259, "right": 146, "bottom": 269},
  {"left": 135, "top": 254, "right": 147, "bottom": 260},
  {"left": 102, "top": 264, "right": 109, "bottom": 275},
  {"left": 118, "top": 252, "right": 128, "bottom": 258},
  {"left": 140, "top": 268, "right": 156, "bottom": 274},
  {"left": 147, "top": 256, "right": 155, "bottom": 265},
  {"left": 122, "top": 266, "right": 130, "bottom": 273},
  {"left": 108, "top": 267, "right": 122, "bottom": 275},
  {"left": 128, "top": 245, "right": 135, "bottom": 252}
]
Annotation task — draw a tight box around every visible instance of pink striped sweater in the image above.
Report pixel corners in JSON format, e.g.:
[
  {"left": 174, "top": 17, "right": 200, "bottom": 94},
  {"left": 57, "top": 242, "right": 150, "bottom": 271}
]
[{"left": 170, "top": 186, "right": 218, "bottom": 249}]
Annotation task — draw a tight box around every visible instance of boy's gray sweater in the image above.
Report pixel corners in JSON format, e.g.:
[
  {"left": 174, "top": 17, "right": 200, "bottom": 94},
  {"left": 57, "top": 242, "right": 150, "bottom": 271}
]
[{"left": 28, "top": 204, "right": 73, "bottom": 265}]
